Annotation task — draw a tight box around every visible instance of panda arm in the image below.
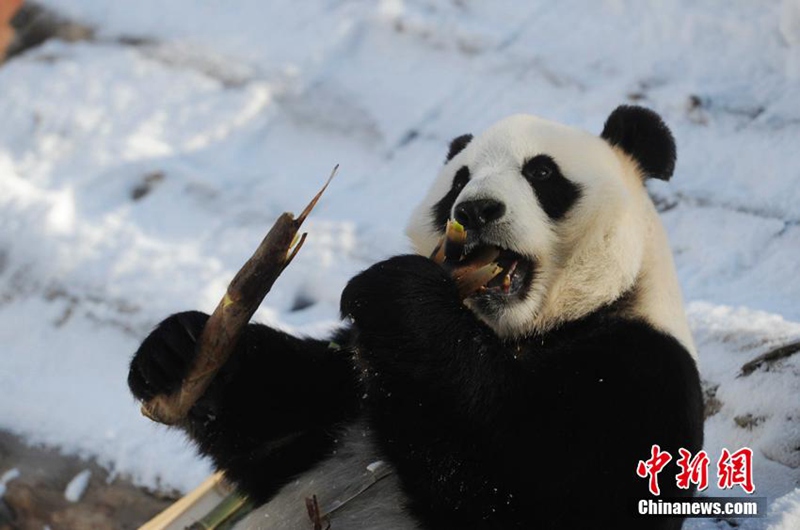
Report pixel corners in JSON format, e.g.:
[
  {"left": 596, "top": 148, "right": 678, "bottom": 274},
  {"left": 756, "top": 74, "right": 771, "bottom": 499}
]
[
  {"left": 128, "top": 311, "right": 360, "bottom": 503},
  {"left": 341, "top": 255, "right": 703, "bottom": 528},
  {"left": 341, "top": 255, "right": 537, "bottom": 520},
  {"left": 513, "top": 320, "right": 705, "bottom": 527}
]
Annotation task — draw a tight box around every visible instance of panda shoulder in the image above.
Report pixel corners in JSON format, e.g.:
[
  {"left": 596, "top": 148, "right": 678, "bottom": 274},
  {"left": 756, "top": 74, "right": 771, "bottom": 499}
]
[{"left": 550, "top": 315, "right": 699, "bottom": 382}]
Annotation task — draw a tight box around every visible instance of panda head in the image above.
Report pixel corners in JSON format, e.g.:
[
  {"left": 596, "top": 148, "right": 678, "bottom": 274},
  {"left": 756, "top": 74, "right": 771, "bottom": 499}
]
[{"left": 406, "top": 106, "right": 694, "bottom": 351}]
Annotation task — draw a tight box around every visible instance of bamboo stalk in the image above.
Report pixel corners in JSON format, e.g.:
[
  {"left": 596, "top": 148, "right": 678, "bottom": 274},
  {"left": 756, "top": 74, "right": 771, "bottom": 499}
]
[
  {"left": 186, "top": 492, "right": 254, "bottom": 530},
  {"left": 139, "top": 473, "right": 226, "bottom": 530},
  {"left": 430, "top": 220, "right": 502, "bottom": 298},
  {"left": 141, "top": 166, "right": 338, "bottom": 426}
]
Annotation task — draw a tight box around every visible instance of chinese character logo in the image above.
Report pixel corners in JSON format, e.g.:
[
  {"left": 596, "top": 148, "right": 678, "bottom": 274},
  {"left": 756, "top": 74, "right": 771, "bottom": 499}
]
[
  {"left": 676, "top": 448, "right": 710, "bottom": 491},
  {"left": 717, "top": 447, "right": 755, "bottom": 494},
  {"left": 636, "top": 445, "right": 755, "bottom": 496},
  {"left": 636, "top": 444, "right": 673, "bottom": 495}
]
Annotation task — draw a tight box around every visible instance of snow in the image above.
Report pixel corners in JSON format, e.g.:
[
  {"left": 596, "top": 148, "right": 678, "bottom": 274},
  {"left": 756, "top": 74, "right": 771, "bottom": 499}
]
[
  {"left": 0, "top": 0, "right": 798, "bottom": 527},
  {"left": 64, "top": 468, "right": 91, "bottom": 503},
  {"left": 0, "top": 468, "right": 20, "bottom": 499},
  {"left": 366, "top": 460, "right": 386, "bottom": 474}
]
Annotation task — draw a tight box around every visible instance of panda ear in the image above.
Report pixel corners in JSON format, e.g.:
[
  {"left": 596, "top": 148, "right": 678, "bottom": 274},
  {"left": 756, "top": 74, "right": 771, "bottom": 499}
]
[
  {"left": 446, "top": 134, "right": 473, "bottom": 163},
  {"left": 600, "top": 105, "right": 676, "bottom": 181}
]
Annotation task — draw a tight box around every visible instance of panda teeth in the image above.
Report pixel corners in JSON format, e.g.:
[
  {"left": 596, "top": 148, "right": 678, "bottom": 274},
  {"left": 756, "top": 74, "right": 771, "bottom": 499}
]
[
  {"left": 501, "top": 261, "right": 518, "bottom": 294},
  {"left": 455, "top": 245, "right": 532, "bottom": 297}
]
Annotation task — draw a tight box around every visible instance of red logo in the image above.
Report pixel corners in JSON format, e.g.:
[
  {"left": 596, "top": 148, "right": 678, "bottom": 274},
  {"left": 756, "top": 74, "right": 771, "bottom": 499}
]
[
  {"left": 637, "top": 445, "right": 755, "bottom": 496},
  {"left": 636, "top": 444, "right": 673, "bottom": 496},
  {"left": 675, "top": 448, "right": 710, "bottom": 491},
  {"left": 717, "top": 447, "right": 755, "bottom": 494}
]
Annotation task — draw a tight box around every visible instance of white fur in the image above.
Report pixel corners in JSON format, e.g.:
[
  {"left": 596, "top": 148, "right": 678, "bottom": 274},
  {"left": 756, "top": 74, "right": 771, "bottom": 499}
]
[
  {"left": 613, "top": 148, "right": 696, "bottom": 356},
  {"left": 406, "top": 114, "right": 696, "bottom": 356},
  {"left": 235, "top": 422, "right": 417, "bottom": 530}
]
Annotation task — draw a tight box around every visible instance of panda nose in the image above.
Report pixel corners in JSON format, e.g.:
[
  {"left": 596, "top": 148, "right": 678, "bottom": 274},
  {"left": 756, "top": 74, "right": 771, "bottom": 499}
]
[{"left": 453, "top": 199, "right": 506, "bottom": 230}]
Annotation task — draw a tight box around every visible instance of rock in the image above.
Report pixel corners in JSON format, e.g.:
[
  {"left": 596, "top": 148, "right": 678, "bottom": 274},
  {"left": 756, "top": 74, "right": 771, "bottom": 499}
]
[{"left": 0, "top": 430, "right": 175, "bottom": 529}]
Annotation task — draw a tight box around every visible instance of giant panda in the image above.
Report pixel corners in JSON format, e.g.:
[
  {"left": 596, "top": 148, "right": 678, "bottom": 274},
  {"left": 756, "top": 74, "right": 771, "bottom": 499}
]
[{"left": 128, "top": 105, "right": 704, "bottom": 529}]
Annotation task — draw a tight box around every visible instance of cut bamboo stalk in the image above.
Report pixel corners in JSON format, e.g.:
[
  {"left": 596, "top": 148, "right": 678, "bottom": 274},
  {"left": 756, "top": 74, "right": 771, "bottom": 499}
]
[
  {"left": 139, "top": 473, "right": 227, "bottom": 530},
  {"left": 431, "top": 220, "right": 503, "bottom": 298},
  {"left": 140, "top": 166, "right": 337, "bottom": 426}
]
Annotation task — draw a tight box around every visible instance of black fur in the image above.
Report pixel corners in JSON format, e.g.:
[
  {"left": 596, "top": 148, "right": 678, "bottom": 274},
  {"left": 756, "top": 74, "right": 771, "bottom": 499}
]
[
  {"left": 431, "top": 165, "right": 470, "bottom": 231},
  {"left": 130, "top": 255, "right": 702, "bottom": 528},
  {"left": 128, "top": 312, "right": 360, "bottom": 503},
  {"left": 446, "top": 134, "right": 473, "bottom": 162},
  {"left": 341, "top": 255, "right": 703, "bottom": 529},
  {"left": 521, "top": 155, "right": 582, "bottom": 220},
  {"left": 601, "top": 105, "right": 676, "bottom": 181},
  {"left": 453, "top": 198, "right": 506, "bottom": 230},
  {"left": 128, "top": 108, "right": 698, "bottom": 528}
]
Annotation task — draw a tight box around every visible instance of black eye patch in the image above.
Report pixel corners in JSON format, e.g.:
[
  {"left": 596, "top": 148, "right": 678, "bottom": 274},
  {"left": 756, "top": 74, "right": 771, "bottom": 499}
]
[
  {"left": 521, "top": 155, "right": 582, "bottom": 221},
  {"left": 431, "top": 166, "right": 470, "bottom": 231},
  {"left": 446, "top": 134, "right": 473, "bottom": 163}
]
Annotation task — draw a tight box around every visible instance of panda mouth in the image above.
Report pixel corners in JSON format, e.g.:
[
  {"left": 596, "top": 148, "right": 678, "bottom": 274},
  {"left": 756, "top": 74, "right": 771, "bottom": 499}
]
[{"left": 457, "top": 245, "right": 535, "bottom": 300}]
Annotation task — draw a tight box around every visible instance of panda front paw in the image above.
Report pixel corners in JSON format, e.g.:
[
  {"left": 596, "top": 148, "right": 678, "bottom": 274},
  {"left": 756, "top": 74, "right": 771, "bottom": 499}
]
[
  {"left": 340, "top": 254, "right": 460, "bottom": 335},
  {"left": 128, "top": 311, "right": 209, "bottom": 402}
]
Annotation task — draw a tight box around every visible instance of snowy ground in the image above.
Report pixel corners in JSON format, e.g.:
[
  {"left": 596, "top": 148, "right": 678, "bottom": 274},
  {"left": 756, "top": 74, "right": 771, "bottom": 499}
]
[{"left": 0, "top": 0, "right": 799, "bottom": 528}]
